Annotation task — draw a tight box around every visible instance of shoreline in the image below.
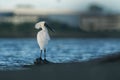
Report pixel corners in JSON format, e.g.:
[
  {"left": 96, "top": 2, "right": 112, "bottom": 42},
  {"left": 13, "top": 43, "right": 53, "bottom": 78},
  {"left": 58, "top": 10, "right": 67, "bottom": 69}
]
[{"left": 0, "top": 53, "right": 120, "bottom": 80}]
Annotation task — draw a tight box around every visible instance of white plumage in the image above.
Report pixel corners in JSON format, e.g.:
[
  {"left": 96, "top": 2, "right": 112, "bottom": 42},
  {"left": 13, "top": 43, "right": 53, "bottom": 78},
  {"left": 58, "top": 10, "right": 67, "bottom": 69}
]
[
  {"left": 34, "top": 21, "right": 55, "bottom": 63},
  {"left": 35, "top": 21, "right": 54, "bottom": 61},
  {"left": 35, "top": 21, "right": 50, "bottom": 50}
]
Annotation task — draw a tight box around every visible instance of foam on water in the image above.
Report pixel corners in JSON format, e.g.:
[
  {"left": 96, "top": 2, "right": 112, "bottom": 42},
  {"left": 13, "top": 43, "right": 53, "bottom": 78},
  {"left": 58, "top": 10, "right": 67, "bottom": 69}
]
[{"left": 0, "top": 38, "right": 120, "bottom": 70}]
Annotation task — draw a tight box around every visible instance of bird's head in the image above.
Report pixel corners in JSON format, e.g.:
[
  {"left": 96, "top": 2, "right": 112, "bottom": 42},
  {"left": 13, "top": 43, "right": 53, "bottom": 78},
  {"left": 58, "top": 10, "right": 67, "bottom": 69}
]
[
  {"left": 35, "top": 21, "right": 45, "bottom": 30},
  {"left": 35, "top": 21, "right": 55, "bottom": 32}
]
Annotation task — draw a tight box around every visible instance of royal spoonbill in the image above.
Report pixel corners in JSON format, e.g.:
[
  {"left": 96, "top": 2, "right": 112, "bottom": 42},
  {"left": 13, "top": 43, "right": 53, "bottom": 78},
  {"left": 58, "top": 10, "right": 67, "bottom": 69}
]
[{"left": 35, "top": 21, "right": 55, "bottom": 63}]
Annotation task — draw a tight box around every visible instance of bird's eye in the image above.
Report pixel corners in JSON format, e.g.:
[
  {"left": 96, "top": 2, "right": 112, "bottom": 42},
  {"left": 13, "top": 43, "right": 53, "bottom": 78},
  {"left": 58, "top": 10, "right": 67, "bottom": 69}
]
[{"left": 39, "top": 28, "right": 42, "bottom": 30}]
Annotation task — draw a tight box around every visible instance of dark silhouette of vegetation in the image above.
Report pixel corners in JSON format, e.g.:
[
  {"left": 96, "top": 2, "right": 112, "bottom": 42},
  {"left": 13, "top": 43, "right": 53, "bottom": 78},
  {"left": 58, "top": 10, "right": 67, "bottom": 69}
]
[
  {"left": 0, "top": 21, "right": 120, "bottom": 38},
  {"left": 0, "top": 21, "right": 79, "bottom": 38},
  {"left": 0, "top": 22, "right": 35, "bottom": 37}
]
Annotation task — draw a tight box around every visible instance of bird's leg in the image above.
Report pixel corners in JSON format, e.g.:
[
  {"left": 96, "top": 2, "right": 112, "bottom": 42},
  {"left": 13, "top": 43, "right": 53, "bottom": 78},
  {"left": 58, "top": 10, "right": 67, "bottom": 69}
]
[
  {"left": 43, "top": 48, "right": 49, "bottom": 63},
  {"left": 40, "top": 50, "right": 42, "bottom": 60},
  {"left": 34, "top": 50, "right": 42, "bottom": 64},
  {"left": 44, "top": 48, "right": 46, "bottom": 60}
]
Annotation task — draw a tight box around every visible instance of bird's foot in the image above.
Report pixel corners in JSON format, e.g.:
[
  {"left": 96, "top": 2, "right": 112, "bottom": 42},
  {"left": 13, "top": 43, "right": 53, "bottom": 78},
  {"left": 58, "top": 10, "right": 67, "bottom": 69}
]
[
  {"left": 34, "top": 57, "right": 43, "bottom": 65},
  {"left": 43, "top": 59, "right": 50, "bottom": 64},
  {"left": 39, "top": 57, "right": 42, "bottom": 61}
]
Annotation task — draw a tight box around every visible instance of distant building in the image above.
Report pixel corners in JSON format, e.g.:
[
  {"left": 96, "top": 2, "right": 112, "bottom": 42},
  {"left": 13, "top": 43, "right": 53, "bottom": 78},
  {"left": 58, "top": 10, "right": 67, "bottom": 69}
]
[
  {"left": 0, "top": 8, "right": 80, "bottom": 27},
  {"left": 0, "top": 11, "right": 38, "bottom": 24},
  {"left": 80, "top": 4, "right": 120, "bottom": 31}
]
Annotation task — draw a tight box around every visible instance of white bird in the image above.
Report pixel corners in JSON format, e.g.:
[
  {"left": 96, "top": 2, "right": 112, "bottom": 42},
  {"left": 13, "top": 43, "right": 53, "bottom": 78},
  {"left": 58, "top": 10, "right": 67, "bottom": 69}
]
[{"left": 35, "top": 21, "right": 54, "bottom": 62}]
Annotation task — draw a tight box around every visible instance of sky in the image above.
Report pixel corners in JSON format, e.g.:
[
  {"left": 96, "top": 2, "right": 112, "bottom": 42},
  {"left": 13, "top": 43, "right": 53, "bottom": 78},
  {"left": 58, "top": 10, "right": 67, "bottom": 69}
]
[{"left": 0, "top": 0, "right": 120, "bottom": 12}]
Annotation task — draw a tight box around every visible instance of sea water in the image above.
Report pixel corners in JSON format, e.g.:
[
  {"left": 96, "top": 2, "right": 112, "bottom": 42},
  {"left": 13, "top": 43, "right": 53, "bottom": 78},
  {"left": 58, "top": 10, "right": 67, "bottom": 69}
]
[{"left": 0, "top": 38, "right": 120, "bottom": 70}]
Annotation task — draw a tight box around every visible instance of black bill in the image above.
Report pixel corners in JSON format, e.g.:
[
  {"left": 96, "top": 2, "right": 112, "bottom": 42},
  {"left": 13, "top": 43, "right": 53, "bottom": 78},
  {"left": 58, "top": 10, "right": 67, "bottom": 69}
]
[{"left": 44, "top": 22, "right": 55, "bottom": 33}]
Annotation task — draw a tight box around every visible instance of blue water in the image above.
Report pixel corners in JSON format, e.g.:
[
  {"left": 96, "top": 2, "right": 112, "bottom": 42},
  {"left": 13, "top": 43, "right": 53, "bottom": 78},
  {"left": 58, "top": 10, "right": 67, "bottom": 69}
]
[{"left": 0, "top": 38, "right": 120, "bottom": 70}]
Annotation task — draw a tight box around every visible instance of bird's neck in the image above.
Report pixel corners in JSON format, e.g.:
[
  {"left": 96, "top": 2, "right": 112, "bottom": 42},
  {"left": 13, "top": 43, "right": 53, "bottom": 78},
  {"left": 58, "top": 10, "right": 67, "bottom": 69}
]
[{"left": 41, "top": 26, "right": 48, "bottom": 31}]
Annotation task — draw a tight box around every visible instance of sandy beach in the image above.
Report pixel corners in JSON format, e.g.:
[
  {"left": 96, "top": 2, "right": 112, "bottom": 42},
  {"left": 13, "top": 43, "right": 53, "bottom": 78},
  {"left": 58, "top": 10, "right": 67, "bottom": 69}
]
[{"left": 0, "top": 57, "right": 120, "bottom": 80}]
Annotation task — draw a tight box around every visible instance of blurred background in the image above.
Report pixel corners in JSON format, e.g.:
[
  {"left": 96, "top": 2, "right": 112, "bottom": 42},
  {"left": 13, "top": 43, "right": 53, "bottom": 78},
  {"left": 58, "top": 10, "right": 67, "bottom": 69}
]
[
  {"left": 0, "top": 0, "right": 120, "bottom": 69},
  {"left": 1, "top": 0, "right": 120, "bottom": 37}
]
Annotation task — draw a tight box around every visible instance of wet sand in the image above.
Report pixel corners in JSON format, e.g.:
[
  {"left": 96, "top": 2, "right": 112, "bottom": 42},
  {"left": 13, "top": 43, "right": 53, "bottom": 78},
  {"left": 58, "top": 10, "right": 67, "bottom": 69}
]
[{"left": 0, "top": 60, "right": 119, "bottom": 80}]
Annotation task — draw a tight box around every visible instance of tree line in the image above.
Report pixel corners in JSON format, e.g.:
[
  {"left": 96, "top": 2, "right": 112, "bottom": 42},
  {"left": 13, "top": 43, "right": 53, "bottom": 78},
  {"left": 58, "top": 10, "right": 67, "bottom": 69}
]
[{"left": 0, "top": 21, "right": 76, "bottom": 38}]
